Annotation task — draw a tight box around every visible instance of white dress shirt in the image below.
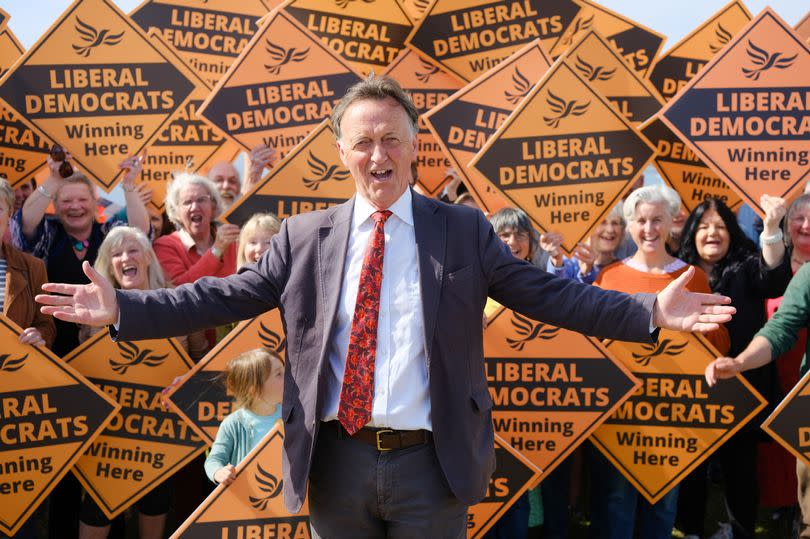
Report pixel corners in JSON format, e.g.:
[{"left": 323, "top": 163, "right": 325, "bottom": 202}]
[{"left": 322, "top": 189, "right": 432, "bottom": 430}]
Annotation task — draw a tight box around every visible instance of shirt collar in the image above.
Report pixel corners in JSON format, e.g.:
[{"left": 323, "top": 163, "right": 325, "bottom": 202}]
[
  {"left": 353, "top": 188, "right": 413, "bottom": 229},
  {"left": 177, "top": 228, "right": 197, "bottom": 251}
]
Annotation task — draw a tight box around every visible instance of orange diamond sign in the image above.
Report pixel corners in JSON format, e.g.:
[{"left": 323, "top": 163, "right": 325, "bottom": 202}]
[
  {"left": 469, "top": 57, "right": 655, "bottom": 255},
  {"left": 797, "top": 11, "right": 810, "bottom": 44},
  {"left": 170, "top": 425, "right": 311, "bottom": 539},
  {"left": 484, "top": 305, "right": 639, "bottom": 484},
  {"left": 0, "top": 0, "right": 196, "bottom": 192},
  {"left": 649, "top": 1, "right": 752, "bottom": 101},
  {"left": 0, "top": 315, "right": 119, "bottom": 537},
  {"left": 165, "top": 310, "right": 286, "bottom": 445},
  {"left": 382, "top": 48, "right": 462, "bottom": 197},
  {"left": 467, "top": 435, "right": 541, "bottom": 538},
  {"left": 548, "top": 0, "right": 664, "bottom": 77},
  {"left": 222, "top": 120, "right": 353, "bottom": 225},
  {"left": 762, "top": 368, "right": 810, "bottom": 468},
  {"left": 659, "top": 9, "right": 810, "bottom": 218},
  {"left": 560, "top": 30, "right": 664, "bottom": 126},
  {"left": 197, "top": 8, "right": 362, "bottom": 159},
  {"left": 641, "top": 117, "right": 742, "bottom": 213},
  {"left": 593, "top": 330, "right": 766, "bottom": 503},
  {"left": 64, "top": 332, "right": 206, "bottom": 519},
  {"left": 0, "top": 25, "right": 51, "bottom": 188},
  {"left": 423, "top": 39, "right": 551, "bottom": 214},
  {"left": 406, "top": 0, "right": 580, "bottom": 83}
]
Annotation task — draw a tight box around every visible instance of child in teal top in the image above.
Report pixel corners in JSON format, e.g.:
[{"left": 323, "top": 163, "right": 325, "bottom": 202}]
[{"left": 204, "top": 348, "right": 284, "bottom": 485}]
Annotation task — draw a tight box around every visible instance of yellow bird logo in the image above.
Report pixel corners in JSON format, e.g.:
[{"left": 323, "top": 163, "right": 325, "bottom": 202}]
[
  {"left": 302, "top": 152, "right": 352, "bottom": 191},
  {"left": 335, "top": 0, "right": 375, "bottom": 8},
  {"left": 506, "top": 312, "right": 560, "bottom": 351},
  {"left": 631, "top": 338, "right": 688, "bottom": 367},
  {"left": 249, "top": 463, "right": 283, "bottom": 510},
  {"left": 504, "top": 67, "right": 532, "bottom": 105},
  {"left": 264, "top": 40, "right": 309, "bottom": 75},
  {"left": 741, "top": 40, "right": 797, "bottom": 81},
  {"left": 415, "top": 58, "right": 440, "bottom": 83},
  {"left": 72, "top": 17, "right": 124, "bottom": 57},
  {"left": 109, "top": 341, "right": 168, "bottom": 375},
  {"left": 543, "top": 90, "right": 590, "bottom": 129},
  {"left": 560, "top": 14, "right": 594, "bottom": 47},
  {"left": 574, "top": 55, "right": 616, "bottom": 82}
]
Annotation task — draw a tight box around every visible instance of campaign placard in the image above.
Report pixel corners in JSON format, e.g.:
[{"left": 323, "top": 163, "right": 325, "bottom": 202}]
[
  {"left": 0, "top": 9, "right": 7, "bottom": 31},
  {"left": 797, "top": 12, "right": 810, "bottom": 44},
  {"left": 197, "top": 8, "right": 362, "bottom": 160},
  {"left": 140, "top": 31, "right": 230, "bottom": 210},
  {"left": 0, "top": 0, "right": 196, "bottom": 192},
  {"left": 761, "top": 368, "right": 810, "bottom": 468},
  {"left": 381, "top": 48, "right": 462, "bottom": 197},
  {"left": 406, "top": 0, "right": 579, "bottom": 83},
  {"left": 0, "top": 26, "right": 51, "bottom": 188},
  {"left": 484, "top": 305, "right": 639, "bottom": 484},
  {"left": 659, "top": 9, "right": 810, "bottom": 218},
  {"left": 469, "top": 58, "right": 655, "bottom": 255},
  {"left": 641, "top": 117, "right": 742, "bottom": 213},
  {"left": 130, "top": 0, "right": 273, "bottom": 88},
  {"left": 593, "top": 329, "right": 766, "bottom": 503},
  {"left": 165, "top": 310, "right": 286, "bottom": 445},
  {"left": 0, "top": 315, "right": 119, "bottom": 536},
  {"left": 560, "top": 30, "right": 664, "bottom": 126},
  {"left": 283, "top": 0, "right": 414, "bottom": 76},
  {"left": 548, "top": 0, "right": 664, "bottom": 77},
  {"left": 64, "top": 332, "right": 206, "bottom": 519},
  {"left": 222, "top": 120, "right": 353, "bottom": 225},
  {"left": 467, "top": 435, "right": 541, "bottom": 538},
  {"left": 648, "top": 0, "right": 752, "bottom": 101},
  {"left": 423, "top": 39, "right": 551, "bottom": 214},
  {"left": 170, "top": 425, "right": 311, "bottom": 539}
]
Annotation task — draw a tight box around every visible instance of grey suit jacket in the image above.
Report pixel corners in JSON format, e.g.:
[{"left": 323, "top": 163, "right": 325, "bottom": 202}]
[{"left": 115, "top": 190, "right": 656, "bottom": 512}]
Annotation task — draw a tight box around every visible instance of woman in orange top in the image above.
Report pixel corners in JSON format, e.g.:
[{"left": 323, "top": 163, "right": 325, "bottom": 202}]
[{"left": 591, "top": 185, "right": 729, "bottom": 539}]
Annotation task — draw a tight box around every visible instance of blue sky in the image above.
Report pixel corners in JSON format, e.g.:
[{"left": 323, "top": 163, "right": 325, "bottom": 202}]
[{"left": 2, "top": 0, "right": 807, "bottom": 50}]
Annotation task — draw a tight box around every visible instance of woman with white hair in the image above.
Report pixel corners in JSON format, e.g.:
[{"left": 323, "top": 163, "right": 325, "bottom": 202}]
[
  {"left": 155, "top": 172, "right": 239, "bottom": 285},
  {"left": 590, "top": 185, "right": 729, "bottom": 539}
]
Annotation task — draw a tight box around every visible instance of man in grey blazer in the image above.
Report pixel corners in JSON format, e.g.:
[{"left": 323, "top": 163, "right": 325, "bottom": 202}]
[{"left": 38, "top": 76, "right": 734, "bottom": 538}]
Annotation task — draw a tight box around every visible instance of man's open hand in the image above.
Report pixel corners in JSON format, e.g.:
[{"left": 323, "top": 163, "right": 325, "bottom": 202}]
[{"left": 36, "top": 261, "right": 119, "bottom": 327}]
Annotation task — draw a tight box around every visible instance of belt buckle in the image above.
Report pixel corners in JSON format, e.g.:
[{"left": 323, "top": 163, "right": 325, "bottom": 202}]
[{"left": 375, "top": 429, "right": 394, "bottom": 451}]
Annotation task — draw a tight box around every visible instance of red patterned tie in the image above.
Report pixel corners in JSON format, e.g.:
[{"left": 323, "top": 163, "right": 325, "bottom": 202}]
[{"left": 337, "top": 210, "right": 392, "bottom": 435}]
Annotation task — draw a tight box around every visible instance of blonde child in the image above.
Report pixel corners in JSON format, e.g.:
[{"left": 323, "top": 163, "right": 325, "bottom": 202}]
[
  {"left": 236, "top": 212, "right": 281, "bottom": 268},
  {"left": 204, "top": 348, "right": 284, "bottom": 485}
]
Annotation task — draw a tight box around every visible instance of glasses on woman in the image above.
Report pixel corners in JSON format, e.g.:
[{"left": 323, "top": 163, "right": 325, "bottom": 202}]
[{"left": 180, "top": 194, "right": 212, "bottom": 208}]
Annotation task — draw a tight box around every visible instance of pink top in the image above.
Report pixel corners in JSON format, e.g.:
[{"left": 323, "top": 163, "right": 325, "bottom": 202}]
[{"left": 153, "top": 229, "right": 236, "bottom": 285}]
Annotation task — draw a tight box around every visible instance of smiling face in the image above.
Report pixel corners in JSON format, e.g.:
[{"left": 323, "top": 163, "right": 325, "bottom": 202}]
[
  {"left": 177, "top": 182, "right": 214, "bottom": 240},
  {"left": 695, "top": 208, "right": 730, "bottom": 264},
  {"left": 497, "top": 226, "right": 531, "bottom": 260},
  {"left": 56, "top": 182, "right": 96, "bottom": 236},
  {"left": 209, "top": 162, "right": 240, "bottom": 207},
  {"left": 789, "top": 204, "right": 810, "bottom": 257},
  {"left": 337, "top": 97, "right": 417, "bottom": 210},
  {"left": 243, "top": 229, "right": 275, "bottom": 264},
  {"left": 628, "top": 201, "right": 672, "bottom": 255},
  {"left": 592, "top": 214, "right": 624, "bottom": 254},
  {"left": 110, "top": 237, "right": 149, "bottom": 290}
]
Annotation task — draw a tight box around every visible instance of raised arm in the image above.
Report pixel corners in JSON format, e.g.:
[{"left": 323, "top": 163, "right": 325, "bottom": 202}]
[
  {"left": 21, "top": 157, "right": 64, "bottom": 240},
  {"left": 120, "top": 155, "right": 150, "bottom": 235}
]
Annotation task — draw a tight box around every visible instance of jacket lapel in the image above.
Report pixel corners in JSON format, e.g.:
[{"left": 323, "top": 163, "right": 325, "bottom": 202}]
[
  {"left": 412, "top": 191, "right": 445, "bottom": 363},
  {"left": 2, "top": 245, "right": 25, "bottom": 315},
  {"left": 317, "top": 197, "right": 354, "bottom": 355}
]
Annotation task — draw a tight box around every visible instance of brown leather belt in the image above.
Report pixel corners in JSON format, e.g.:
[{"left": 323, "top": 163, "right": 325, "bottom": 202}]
[{"left": 328, "top": 421, "right": 432, "bottom": 451}]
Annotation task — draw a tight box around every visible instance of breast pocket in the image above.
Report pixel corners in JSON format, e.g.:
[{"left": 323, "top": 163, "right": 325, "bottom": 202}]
[{"left": 445, "top": 265, "right": 473, "bottom": 287}]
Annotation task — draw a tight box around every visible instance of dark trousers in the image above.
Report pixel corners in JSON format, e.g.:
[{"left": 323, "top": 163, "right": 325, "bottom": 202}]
[{"left": 308, "top": 423, "right": 467, "bottom": 539}]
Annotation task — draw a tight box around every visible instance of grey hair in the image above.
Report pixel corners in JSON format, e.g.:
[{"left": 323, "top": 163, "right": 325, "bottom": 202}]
[
  {"left": 605, "top": 200, "right": 626, "bottom": 227},
  {"left": 94, "top": 226, "right": 169, "bottom": 290},
  {"left": 164, "top": 172, "right": 224, "bottom": 230},
  {"left": 786, "top": 193, "right": 810, "bottom": 248},
  {"left": 490, "top": 206, "right": 539, "bottom": 260},
  {"left": 0, "top": 178, "right": 13, "bottom": 212},
  {"left": 623, "top": 185, "right": 681, "bottom": 223},
  {"left": 330, "top": 74, "right": 419, "bottom": 140}
]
